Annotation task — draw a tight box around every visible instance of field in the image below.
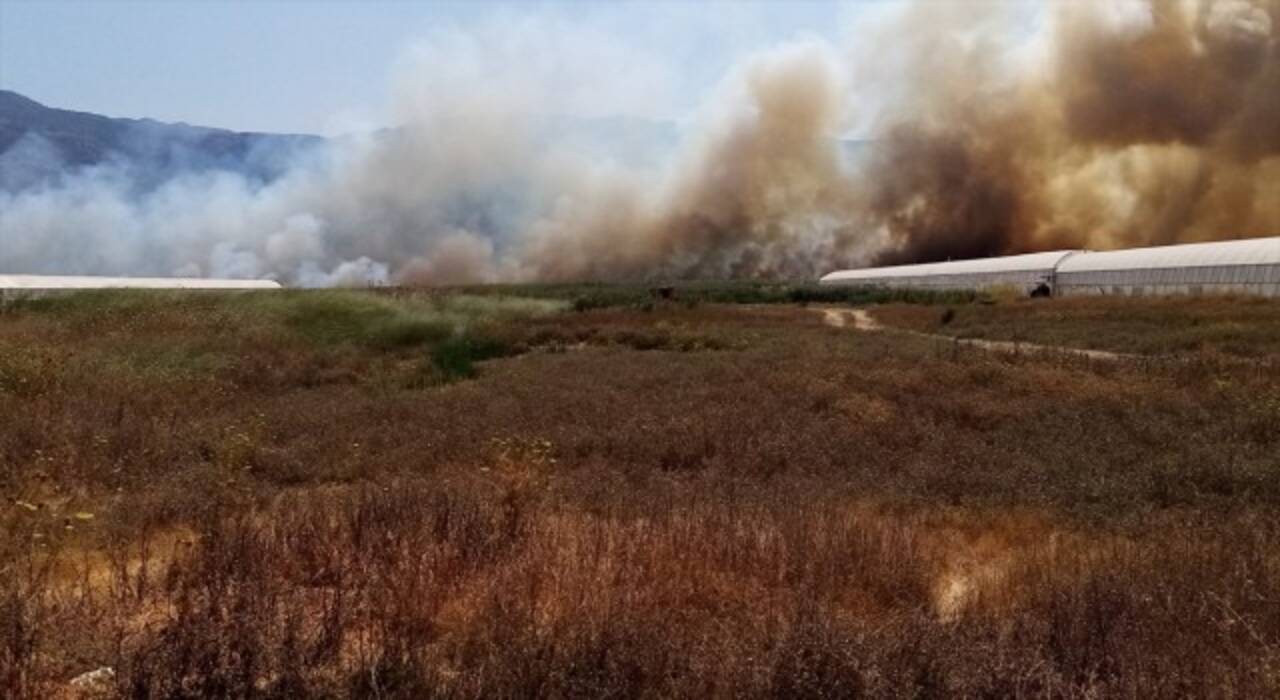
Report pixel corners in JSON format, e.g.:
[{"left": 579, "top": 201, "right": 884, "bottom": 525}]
[
  {"left": 3, "top": 287, "right": 1279, "bottom": 698},
  {"left": 873, "top": 296, "right": 1280, "bottom": 359}
]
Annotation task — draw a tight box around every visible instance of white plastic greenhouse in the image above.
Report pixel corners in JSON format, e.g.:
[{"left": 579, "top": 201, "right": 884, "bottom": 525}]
[
  {"left": 0, "top": 275, "right": 282, "bottom": 300},
  {"left": 1054, "top": 237, "right": 1280, "bottom": 298},
  {"left": 819, "top": 237, "right": 1280, "bottom": 298},
  {"left": 818, "top": 250, "right": 1080, "bottom": 295}
]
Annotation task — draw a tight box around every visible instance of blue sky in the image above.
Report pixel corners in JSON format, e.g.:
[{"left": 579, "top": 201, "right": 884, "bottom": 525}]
[{"left": 0, "top": 1, "right": 886, "bottom": 135}]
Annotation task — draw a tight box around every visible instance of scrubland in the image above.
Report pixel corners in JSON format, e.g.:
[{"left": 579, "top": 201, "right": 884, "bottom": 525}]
[
  {"left": 874, "top": 295, "right": 1280, "bottom": 359},
  {"left": 2, "top": 287, "right": 1279, "bottom": 698}
]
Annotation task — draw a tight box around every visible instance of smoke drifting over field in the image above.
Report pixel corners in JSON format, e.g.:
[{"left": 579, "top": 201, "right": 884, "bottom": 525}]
[{"left": 2, "top": 0, "right": 1278, "bottom": 284}]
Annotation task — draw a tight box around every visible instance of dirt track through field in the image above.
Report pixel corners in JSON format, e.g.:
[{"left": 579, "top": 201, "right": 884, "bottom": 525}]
[{"left": 819, "top": 307, "right": 1131, "bottom": 361}]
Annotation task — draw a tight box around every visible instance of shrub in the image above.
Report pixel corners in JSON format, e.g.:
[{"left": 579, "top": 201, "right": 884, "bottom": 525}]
[{"left": 429, "top": 331, "right": 514, "bottom": 380}]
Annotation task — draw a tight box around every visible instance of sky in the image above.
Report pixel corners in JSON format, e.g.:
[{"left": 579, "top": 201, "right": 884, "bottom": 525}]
[{"left": 0, "top": 0, "right": 883, "bottom": 136}]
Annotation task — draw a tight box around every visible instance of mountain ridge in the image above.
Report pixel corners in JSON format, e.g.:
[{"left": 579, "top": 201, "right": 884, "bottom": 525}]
[{"left": 0, "top": 89, "right": 324, "bottom": 191}]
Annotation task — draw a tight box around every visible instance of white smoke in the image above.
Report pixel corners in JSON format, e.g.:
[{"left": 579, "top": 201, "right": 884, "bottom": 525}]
[{"left": 0, "top": 16, "right": 702, "bottom": 285}]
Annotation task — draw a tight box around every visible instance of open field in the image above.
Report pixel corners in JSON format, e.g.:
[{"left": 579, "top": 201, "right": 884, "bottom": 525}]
[
  {"left": 873, "top": 295, "right": 1280, "bottom": 359},
  {"left": 3, "top": 288, "right": 1280, "bottom": 698}
]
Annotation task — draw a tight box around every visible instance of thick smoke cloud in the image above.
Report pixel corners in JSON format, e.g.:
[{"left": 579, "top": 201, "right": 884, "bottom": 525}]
[
  {"left": 517, "top": 42, "right": 870, "bottom": 280},
  {"left": 866, "top": 0, "right": 1280, "bottom": 263},
  {"left": 2, "top": 1, "right": 1278, "bottom": 284}
]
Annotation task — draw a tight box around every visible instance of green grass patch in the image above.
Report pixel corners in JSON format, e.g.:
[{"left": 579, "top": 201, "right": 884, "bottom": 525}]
[
  {"left": 429, "top": 331, "right": 515, "bottom": 381},
  {"left": 271, "top": 292, "right": 440, "bottom": 348}
]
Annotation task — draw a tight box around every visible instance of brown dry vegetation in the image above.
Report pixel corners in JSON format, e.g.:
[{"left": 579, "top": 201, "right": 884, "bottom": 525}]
[
  {"left": 873, "top": 295, "right": 1280, "bottom": 359},
  {"left": 3, "top": 289, "right": 1280, "bottom": 698}
]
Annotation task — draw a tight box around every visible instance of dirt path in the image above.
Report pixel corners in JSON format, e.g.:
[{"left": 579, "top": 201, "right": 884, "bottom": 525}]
[
  {"left": 820, "top": 308, "right": 885, "bottom": 331},
  {"left": 817, "top": 307, "right": 1131, "bottom": 361}
]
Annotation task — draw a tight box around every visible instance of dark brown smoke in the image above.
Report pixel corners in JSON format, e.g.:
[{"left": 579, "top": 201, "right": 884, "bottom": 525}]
[
  {"left": 868, "top": 124, "right": 1030, "bottom": 265},
  {"left": 865, "top": 0, "right": 1280, "bottom": 265},
  {"left": 1057, "top": 0, "right": 1280, "bottom": 154},
  {"left": 521, "top": 0, "right": 1280, "bottom": 280}
]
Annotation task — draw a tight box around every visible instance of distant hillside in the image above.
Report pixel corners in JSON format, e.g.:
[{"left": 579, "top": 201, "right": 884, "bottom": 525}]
[
  {"left": 0, "top": 90, "right": 324, "bottom": 191},
  {"left": 0, "top": 90, "right": 875, "bottom": 195}
]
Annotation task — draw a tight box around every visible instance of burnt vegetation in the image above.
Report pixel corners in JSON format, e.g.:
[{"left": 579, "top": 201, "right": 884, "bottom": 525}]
[{"left": 2, "top": 287, "right": 1279, "bottom": 698}]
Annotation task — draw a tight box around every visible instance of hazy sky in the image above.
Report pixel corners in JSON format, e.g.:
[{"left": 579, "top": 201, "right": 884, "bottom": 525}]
[{"left": 0, "top": 1, "right": 887, "bottom": 135}]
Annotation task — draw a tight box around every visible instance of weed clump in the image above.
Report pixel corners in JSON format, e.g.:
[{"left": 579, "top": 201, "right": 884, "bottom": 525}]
[{"left": 430, "top": 331, "right": 514, "bottom": 380}]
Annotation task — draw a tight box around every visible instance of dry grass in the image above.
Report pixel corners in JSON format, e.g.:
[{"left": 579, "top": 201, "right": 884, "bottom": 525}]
[
  {"left": 873, "top": 295, "right": 1280, "bottom": 359},
  {"left": 3, "top": 290, "right": 1279, "bottom": 697}
]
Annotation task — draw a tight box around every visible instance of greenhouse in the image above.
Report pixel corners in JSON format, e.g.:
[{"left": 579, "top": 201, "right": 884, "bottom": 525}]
[
  {"left": 1054, "top": 237, "right": 1280, "bottom": 298},
  {"left": 820, "top": 237, "right": 1280, "bottom": 298},
  {"left": 0, "top": 275, "right": 282, "bottom": 300},
  {"left": 818, "top": 250, "right": 1080, "bottom": 295}
]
